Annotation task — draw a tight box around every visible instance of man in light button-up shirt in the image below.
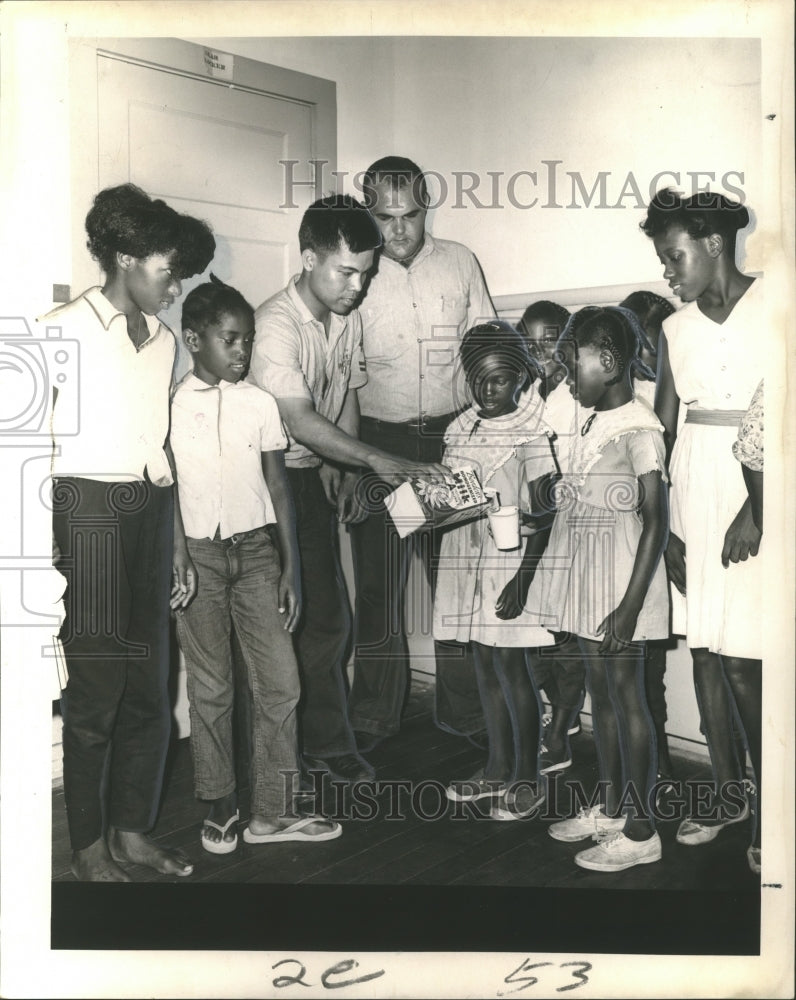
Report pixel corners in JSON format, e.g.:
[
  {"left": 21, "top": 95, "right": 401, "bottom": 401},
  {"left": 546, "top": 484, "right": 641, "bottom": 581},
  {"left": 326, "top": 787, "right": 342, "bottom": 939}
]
[
  {"left": 349, "top": 157, "right": 495, "bottom": 751},
  {"left": 251, "top": 195, "right": 448, "bottom": 784}
]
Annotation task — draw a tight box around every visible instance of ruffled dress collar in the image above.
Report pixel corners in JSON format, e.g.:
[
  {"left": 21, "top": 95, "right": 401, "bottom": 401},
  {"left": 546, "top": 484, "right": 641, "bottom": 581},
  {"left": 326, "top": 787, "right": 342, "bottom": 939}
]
[
  {"left": 566, "top": 397, "right": 663, "bottom": 487},
  {"left": 445, "top": 388, "right": 555, "bottom": 486}
]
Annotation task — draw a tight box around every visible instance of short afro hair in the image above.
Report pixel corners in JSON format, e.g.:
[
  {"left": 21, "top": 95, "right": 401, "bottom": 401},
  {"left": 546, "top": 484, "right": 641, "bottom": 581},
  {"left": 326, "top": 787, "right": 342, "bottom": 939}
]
[{"left": 298, "top": 194, "right": 382, "bottom": 257}]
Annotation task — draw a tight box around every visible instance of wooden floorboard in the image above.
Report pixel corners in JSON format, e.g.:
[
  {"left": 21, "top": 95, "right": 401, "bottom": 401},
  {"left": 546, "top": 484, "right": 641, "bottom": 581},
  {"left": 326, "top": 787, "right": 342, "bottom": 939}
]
[{"left": 51, "top": 677, "right": 760, "bottom": 893}]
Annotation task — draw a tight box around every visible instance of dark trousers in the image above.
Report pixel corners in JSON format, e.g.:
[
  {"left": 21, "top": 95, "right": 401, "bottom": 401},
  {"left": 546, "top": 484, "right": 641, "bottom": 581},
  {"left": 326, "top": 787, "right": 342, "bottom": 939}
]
[
  {"left": 348, "top": 416, "right": 484, "bottom": 739},
  {"left": 287, "top": 467, "right": 357, "bottom": 759},
  {"left": 530, "top": 632, "right": 587, "bottom": 713},
  {"left": 532, "top": 633, "right": 670, "bottom": 736},
  {"left": 52, "top": 477, "right": 173, "bottom": 851},
  {"left": 644, "top": 640, "right": 669, "bottom": 725}
]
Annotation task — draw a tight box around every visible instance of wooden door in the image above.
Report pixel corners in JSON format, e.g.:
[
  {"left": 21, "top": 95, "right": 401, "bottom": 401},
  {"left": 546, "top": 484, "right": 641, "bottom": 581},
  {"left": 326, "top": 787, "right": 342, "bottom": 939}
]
[{"left": 96, "top": 44, "right": 325, "bottom": 379}]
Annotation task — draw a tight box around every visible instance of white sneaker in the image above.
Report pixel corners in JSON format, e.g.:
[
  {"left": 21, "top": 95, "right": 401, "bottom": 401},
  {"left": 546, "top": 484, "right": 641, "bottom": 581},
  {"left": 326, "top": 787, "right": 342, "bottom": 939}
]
[
  {"left": 490, "top": 786, "right": 546, "bottom": 822},
  {"left": 445, "top": 769, "right": 507, "bottom": 802},
  {"left": 548, "top": 805, "right": 625, "bottom": 842},
  {"left": 575, "top": 831, "right": 662, "bottom": 872}
]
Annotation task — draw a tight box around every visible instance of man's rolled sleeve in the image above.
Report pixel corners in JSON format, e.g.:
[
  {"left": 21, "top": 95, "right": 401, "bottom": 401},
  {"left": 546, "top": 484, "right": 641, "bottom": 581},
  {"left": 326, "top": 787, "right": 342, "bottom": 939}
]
[
  {"left": 251, "top": 313, "right": 313, "bottom": 401},
  {"left": 465, "top": 253, "right": 497, "bottom": 330}
]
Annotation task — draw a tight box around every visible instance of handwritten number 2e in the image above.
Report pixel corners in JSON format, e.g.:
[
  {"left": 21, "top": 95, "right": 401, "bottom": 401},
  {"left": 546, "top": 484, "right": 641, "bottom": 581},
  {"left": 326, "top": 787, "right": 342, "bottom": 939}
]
[
  {"left": 272, "top": 958, "right": 386, "bottom": 990},
  {"left": 499, "top": 959, "right": 592, "bottom": 995}
]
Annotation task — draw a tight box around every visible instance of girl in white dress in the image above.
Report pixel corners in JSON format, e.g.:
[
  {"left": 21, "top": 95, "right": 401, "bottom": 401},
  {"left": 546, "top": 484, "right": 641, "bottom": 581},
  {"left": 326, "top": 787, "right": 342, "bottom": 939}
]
[
  {"left": 539, "top": 307, "right": 669, "bottom": 872},
  {"left": 641, "top": 188, "right": 762, "bottom": 873},
  {"left": 434, "top": 322, "right": 558, "bottom": 820}
]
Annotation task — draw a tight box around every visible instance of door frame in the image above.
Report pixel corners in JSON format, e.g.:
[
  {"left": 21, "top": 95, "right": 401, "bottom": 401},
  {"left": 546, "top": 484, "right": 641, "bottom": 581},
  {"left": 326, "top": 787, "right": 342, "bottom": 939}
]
[{"left": 67, "top": 36, "right": 336, "bottom": 294}]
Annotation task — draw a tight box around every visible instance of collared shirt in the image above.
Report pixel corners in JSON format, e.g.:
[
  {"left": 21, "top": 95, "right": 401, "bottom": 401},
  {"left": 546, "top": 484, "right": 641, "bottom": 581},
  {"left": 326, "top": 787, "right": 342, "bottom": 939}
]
[
  {"left": 41, "top": 286, "right": 174, "bottom": 484},
  {"left": 663, "top": 276, "right": 764, "bottom": 410},
  {"left": 356, "top": 234, "right": 496, "bottom": 422},
  {"left": 170, "top": 373, "right": 287, "bottom": 540},
  {"left": 250, "top": 276, "right": 367, "bottom": 468}
]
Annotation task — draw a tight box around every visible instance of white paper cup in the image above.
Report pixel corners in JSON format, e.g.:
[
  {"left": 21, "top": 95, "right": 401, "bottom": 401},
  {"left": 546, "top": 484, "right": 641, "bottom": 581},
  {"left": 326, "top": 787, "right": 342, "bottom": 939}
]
[{"left": 487, "top": 505, "right": 520, "bottom": 550}]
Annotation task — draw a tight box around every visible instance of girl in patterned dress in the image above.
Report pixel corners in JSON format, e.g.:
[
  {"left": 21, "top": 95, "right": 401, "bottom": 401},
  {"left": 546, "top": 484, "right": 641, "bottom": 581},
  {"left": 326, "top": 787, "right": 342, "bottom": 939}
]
[{"left": 434, "top": 321, "right": 559, "bottom": 820}]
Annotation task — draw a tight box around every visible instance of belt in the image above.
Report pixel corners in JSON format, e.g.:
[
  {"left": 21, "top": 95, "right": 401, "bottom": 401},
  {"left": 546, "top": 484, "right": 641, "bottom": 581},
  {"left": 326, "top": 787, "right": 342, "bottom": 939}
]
[
  {"left": 211, "top": 525, "right": 267, "bottom": 546},
  {"left": 685, "top": 408, "right": 746, "bottom": 426},
  {"left": 360, "top": 412, "right": 457, "bottom": 435}
]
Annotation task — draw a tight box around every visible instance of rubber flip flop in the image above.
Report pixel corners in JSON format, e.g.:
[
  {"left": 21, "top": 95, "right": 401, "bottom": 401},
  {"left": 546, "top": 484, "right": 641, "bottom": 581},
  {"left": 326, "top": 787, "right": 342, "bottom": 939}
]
[
  {"left": 242, "top": 815, "right": 342, "bottom": 844},
  {"left": 201, "top": 810, "right": 239, "bottom": 855}
]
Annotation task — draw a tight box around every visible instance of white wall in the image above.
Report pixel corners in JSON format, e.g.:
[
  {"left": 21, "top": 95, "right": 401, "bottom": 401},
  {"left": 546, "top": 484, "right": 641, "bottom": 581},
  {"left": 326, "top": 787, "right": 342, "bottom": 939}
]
[
  {"left": 194, "top": 36, "right": 763, "bottom": 300},
  {"left": 388, "top": 36, "right": 763, "bottom": 296}
]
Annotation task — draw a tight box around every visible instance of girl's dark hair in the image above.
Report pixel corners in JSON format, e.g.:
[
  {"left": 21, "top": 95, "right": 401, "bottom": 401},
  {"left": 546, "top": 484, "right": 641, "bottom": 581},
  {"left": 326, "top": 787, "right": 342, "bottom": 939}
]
[
  {"left": 619, "top": 290, "right": 674, "bottom": 329},
  {"left": 85, "top": 183, "right": 215, "bottom": 278},
  {"left": 639, "top": 187, "right": 750, "bottom": 251},
  {"left": 618, "top": 290, "right": 675, "bottom": 355},
  {"left": 459, "top": 319, "right": 543, "bottom": 390},
  {"left": 563, "top": 306, "right": 656, "bottom": 386},
  {"left": 517, "top": 299, "right": 571, "bottom": 338},
  {"left": 298, "top": 194, "right": 382, "bottom": 256},
  {"left": 181, "top": 274, "right": 253, "bottom": 335}
]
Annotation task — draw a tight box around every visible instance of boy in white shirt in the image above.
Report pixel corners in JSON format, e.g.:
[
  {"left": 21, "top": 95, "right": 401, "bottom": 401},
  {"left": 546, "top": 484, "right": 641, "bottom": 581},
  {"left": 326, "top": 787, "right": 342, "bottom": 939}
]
[{"left": 170, "top": 277, "right": 341, "bottom": 851}]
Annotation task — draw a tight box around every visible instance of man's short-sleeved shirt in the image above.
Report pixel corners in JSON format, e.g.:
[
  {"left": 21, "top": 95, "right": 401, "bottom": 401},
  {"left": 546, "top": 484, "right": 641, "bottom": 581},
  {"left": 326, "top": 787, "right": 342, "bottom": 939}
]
[
  {"left": 170, "top": 373, "right": 288, "bottom": 539},
  {"left": 356, "top": 234, "right": 496, "bottom": 422},
  {"left": 41, "top": 286, "right": 175, "bottom": 485},
  {"left": 250, "top": 276, "right": 367, "bottom": 469}
]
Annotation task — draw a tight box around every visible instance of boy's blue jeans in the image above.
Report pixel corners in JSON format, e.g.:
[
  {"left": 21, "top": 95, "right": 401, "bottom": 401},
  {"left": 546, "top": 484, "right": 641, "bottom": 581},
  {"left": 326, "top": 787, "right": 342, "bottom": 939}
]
[{"left": 176, "top": 528, "right": 301, "bottom": 818}]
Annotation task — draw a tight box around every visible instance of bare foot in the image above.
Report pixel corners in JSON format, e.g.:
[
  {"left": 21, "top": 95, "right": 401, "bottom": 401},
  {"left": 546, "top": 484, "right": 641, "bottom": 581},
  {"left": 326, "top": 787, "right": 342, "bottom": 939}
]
[
  {"left": 71, "top": 836, "right": 132, "bottom": 882},
  {"left": 108, "top": 828, "right": 194, "bottom": 877}
]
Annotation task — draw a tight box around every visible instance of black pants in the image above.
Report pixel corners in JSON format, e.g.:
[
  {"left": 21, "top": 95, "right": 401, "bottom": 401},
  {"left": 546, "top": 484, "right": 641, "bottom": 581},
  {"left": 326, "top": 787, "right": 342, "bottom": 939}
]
[
  {"left": 52, "top": 477, "right": 173, "bottom": 851},
  {"left": 529, "top": 632, "right": 587, "bottom": 711},
  {"left": 348, "top": 416, "right": 484, "bottom": 738},
  {"left": 287, "top": 468, "right": 358, "bottom": 758}
]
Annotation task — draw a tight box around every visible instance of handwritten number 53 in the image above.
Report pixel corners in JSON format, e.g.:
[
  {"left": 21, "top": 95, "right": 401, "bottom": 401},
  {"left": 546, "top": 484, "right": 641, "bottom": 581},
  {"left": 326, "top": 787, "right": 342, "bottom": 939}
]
[{"left": 499, "top": 959, "right": 592, "bottom": 995}]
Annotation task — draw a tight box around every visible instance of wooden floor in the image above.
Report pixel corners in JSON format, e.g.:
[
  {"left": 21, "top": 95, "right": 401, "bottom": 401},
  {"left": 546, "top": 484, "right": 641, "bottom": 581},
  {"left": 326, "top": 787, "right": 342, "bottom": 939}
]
[{"left": 51, "top": 678, "right": 761, "bottom": 954}]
